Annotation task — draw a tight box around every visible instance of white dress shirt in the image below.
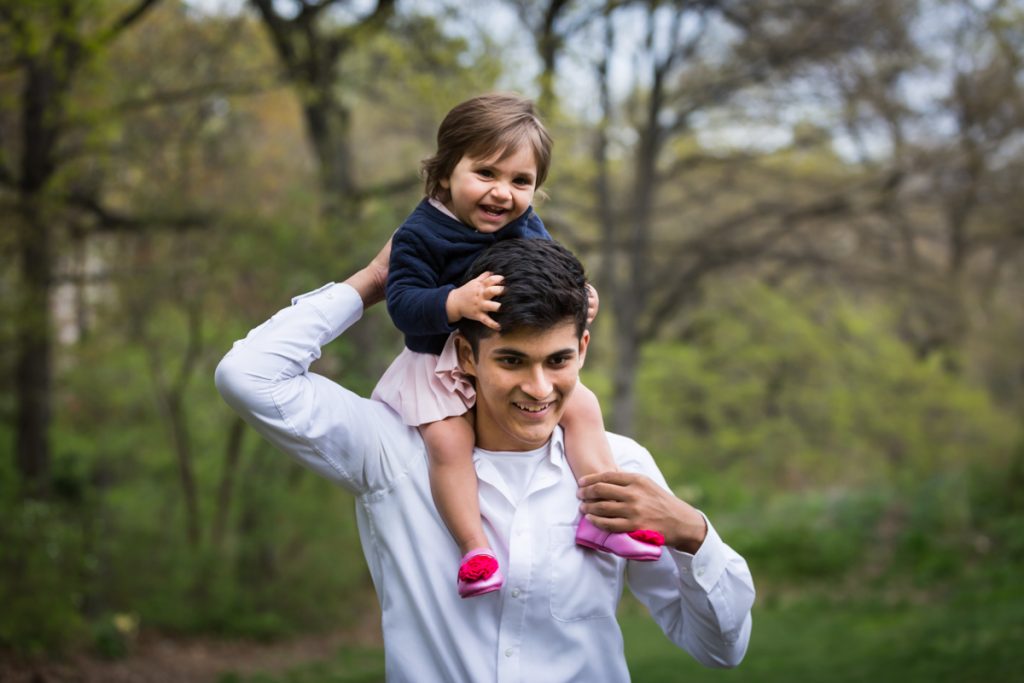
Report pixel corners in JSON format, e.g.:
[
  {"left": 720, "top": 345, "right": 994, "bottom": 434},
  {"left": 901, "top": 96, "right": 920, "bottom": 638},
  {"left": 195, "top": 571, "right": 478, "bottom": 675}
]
[{"left": 215, "top": 282, "right": 755, "bottom": 683}]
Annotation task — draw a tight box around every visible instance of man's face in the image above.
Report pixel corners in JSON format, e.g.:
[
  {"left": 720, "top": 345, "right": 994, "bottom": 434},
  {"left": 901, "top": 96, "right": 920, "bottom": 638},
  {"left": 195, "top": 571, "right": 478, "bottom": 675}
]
[{"left": 458, "top": 321, "right": 589, "bottom": 452}]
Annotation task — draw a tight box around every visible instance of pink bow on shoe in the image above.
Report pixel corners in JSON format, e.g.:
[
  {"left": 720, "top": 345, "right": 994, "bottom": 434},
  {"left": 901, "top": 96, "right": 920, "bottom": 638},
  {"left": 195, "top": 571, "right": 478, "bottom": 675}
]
[
  {"left": 457, "top": 548, "right": 504, "bottom": 598},
  {"left": 575, "top": 516, "right": 663, "bottom": 561}
]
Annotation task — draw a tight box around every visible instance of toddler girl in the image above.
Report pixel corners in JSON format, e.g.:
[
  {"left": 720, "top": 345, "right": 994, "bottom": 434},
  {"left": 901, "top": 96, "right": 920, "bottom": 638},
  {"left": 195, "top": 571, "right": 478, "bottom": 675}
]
[{"left": 373, "top": 93, "right": 663, "bottom": 598}]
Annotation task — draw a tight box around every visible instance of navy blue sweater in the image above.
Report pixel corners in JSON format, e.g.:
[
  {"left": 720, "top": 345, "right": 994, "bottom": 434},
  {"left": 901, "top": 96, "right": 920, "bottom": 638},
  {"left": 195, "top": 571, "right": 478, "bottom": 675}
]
[{"left": 386, "top": 199, "right": 551, "bottom": 354}]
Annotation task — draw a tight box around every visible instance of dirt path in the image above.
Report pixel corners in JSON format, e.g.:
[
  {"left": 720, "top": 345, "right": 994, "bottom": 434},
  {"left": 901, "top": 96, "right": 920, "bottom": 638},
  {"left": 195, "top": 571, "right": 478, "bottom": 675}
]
[{"left": 0, "top": 610, "right": 382, "bottom": 683}]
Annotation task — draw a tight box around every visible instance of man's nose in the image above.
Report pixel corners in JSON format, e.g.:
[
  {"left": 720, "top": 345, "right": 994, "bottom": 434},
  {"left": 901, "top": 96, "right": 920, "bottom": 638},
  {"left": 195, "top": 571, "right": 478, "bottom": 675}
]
[{"left": 520, "top": 365, "right": 553, "bottom": 399}]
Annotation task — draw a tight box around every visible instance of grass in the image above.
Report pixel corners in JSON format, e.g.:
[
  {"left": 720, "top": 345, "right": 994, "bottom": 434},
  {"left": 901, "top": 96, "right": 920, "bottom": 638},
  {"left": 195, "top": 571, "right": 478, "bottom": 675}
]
[
  {"left": 622, "top": 572, "right": 1024, "bottom": 683},
  {"left": 224, "top": 564, "right": 1024, "bottom": 683}
]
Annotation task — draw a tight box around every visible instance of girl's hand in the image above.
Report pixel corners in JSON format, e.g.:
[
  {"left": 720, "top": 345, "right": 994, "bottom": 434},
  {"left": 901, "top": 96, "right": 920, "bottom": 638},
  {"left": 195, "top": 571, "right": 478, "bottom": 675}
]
[
  {"left": 446, "top": 272, "right": 504, "bottom": 330},
  {"left": 586, "top": 283, "right": 599, "bottom": 326}
]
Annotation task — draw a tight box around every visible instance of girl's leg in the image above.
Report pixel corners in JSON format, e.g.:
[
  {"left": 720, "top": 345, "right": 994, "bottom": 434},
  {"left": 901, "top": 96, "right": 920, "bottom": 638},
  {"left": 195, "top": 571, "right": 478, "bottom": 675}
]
[
  {"left": 560, "top": 382, "right": 617, "bottom": 480},
  {"left": 563, "top": 383, "right": 664, "bottom": 561},
  {"left": 420, "top": 415, "right": 488, "bottom": 555},
  {"left": 421, "top": 415, "right": 503, "bottom": 597}
]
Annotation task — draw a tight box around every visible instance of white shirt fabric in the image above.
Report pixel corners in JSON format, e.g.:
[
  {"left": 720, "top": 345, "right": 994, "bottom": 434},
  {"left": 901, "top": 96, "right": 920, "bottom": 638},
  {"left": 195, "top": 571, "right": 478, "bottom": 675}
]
[
  {"left": 215, "top": 282, "right": 755, "bottom": 683},
  {"left": 479, "top": 444, "right": 549, "bottom": 505}
]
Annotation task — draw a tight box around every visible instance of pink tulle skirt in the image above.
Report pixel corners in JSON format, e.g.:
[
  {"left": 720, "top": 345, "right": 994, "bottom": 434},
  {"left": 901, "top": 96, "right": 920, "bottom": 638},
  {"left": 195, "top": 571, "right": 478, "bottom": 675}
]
[{"left": 371, "top": 333, "right": 476, "bottom": 426}]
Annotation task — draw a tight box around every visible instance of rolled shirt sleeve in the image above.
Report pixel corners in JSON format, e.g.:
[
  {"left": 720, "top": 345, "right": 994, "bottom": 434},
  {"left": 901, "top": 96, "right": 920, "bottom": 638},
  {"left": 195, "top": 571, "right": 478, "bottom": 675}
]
[
  {"left": 214, "top": 282, "right": 420, "bottom": 495},
  {"left": 618, "top": 440, "right": 755, "bottom": 668}
]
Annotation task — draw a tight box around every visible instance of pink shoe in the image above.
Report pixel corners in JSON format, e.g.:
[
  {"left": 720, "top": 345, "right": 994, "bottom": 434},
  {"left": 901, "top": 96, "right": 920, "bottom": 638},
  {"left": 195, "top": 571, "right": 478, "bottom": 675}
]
[
  {"left": 575, "top": 517, "right": 663, "bottom": 561},
  {"left": 457, "top": 549, "right": 504, "bottom": 598}
]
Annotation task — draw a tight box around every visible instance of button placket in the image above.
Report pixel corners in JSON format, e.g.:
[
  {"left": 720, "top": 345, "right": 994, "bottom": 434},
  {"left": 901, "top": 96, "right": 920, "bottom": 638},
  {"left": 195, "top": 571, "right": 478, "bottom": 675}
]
[{"left": 496, "top": 508, "right": 530, "bottom": 682}]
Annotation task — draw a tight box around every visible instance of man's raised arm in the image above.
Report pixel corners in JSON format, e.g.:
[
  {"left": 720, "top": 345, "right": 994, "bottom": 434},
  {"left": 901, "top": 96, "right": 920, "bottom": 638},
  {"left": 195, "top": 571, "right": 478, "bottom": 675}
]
[
  {"left": 214, "top": 238, "right": 416, "bottom": 494},
  {"left": 345, "top": 238, "right": 391, "bottom": 309}
]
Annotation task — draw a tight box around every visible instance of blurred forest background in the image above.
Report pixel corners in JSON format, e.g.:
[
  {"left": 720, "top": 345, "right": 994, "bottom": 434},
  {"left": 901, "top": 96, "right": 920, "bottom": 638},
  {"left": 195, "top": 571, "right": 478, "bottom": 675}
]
[{"left": 1, "top": 0, "right": 1023, "bottom": 681}]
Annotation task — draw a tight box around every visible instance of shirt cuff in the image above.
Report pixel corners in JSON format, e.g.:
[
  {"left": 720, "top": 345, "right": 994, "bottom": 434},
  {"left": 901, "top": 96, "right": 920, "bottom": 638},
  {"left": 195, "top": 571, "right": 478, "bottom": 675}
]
[
  {"left": 667, "top": 512, "right": 728, "bottom": 593},
  {"left": 291, "top": 282, "right": 364, "bottom": 336}
]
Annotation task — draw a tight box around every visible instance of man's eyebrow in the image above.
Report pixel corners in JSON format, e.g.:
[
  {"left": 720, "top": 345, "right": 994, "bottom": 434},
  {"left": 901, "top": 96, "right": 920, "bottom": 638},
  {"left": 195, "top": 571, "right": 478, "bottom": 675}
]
[
  {"left": 489, "top": 346, "right": 577, "bottom": 357},
  {"left": 490, "top": 347, "right": 528, "bottom": 357}
]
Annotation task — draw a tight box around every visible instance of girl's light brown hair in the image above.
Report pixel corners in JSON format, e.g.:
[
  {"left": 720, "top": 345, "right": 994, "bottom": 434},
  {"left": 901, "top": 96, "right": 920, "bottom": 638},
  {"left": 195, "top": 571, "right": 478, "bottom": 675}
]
[{"left": 422, "top": 93, "right": 553, "bottom": 202}]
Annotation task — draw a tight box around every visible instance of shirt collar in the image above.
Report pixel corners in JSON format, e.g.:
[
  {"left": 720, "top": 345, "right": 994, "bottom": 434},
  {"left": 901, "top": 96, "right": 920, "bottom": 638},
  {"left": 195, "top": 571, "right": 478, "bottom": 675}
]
[{"left": 473, "top": 427, "right": 568, "bottom": 506}]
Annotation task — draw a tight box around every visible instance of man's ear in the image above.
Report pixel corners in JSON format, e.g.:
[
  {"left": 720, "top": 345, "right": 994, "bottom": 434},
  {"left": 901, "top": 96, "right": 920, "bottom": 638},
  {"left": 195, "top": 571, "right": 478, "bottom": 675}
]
[
  {"left": 455, "top": 333, "right": 476, "bottom": 376},
  {"left": 578, "top": 329, "right": 591, "bottom": 368}
]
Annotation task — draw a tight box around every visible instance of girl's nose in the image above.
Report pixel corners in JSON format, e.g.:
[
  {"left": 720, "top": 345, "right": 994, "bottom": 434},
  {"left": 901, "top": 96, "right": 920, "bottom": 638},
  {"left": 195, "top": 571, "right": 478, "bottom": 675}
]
[{"left": 489, "top": 182, "right": 511, "bottom": 201}]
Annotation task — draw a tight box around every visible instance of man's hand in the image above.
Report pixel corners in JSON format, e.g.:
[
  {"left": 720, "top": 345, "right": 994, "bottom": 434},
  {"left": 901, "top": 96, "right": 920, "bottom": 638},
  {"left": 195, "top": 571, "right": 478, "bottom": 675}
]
[
  {"left": 577, "top": 471, "right": 707, "bottom": 554},
  {"left": 346, "top": 237, "right": 392, "bottom": 308}
]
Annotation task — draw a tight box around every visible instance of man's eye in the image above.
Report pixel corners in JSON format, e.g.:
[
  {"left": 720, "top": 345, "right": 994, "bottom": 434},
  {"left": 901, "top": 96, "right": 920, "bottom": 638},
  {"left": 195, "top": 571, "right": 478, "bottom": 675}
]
[
  {"left": 497, "top": 357, "right": 521, "bottom": 366},
  {"left": 548, "top": 356, "right": 571, "bottom": 367}
]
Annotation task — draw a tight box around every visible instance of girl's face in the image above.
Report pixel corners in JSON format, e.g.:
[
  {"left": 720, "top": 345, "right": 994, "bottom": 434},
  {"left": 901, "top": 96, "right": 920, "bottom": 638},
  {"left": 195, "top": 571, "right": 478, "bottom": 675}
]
[{"left": 441, "top": 146, "right": 538, "bottom": 233}]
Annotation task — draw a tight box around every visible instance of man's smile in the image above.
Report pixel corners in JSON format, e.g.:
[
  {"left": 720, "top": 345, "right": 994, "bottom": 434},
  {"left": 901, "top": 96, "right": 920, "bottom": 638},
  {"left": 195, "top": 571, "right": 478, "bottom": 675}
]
[{"left": 512, "top": 400, "right": 554, "bottom": 415}]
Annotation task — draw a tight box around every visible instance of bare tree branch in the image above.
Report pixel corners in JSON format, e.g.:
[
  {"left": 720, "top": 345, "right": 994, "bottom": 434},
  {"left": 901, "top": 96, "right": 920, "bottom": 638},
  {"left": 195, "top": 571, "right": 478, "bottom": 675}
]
[
  {"left": 110, "top": 78, "right": 272, "bottom": 114},
  {"left": 99, "top": 0, "right": 162, "bottom": 45},
  {"left": 64, "top": 192, "right": 214, "bottom": 233}
]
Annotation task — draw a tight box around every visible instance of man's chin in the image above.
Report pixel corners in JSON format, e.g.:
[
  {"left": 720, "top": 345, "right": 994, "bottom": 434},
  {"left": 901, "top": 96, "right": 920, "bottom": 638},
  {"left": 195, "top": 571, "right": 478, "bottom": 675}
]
[{"left": 507, "top": 415, "right": 562, "bottom": 449}]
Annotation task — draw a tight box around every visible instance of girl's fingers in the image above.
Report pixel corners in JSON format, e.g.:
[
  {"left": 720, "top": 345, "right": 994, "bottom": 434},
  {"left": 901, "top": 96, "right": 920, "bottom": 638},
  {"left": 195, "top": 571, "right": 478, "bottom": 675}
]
[{"left": 477, "top": 313, "right": 501, "bottom": 330}]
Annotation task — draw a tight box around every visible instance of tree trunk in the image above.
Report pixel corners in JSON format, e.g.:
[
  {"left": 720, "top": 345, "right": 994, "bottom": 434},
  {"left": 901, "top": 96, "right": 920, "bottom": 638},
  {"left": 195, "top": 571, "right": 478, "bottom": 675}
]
[
  {"left": 212, "top": 417, "right": 247, "bottom": 552},
  {"left": 250, "top": 0, "right": 395, "bottom": 222},
  {"left": 303, "top": 79, "right": 357, "bottom": 218},
  {"left": 166, "top": 394, "right": 201, "bottom": 547},
  {"left": 14, "top": 198, "right": 54, "bottom": 493},
  {"left": 13, "top": 54, "right": 65, "bottom": 493},
  {"left": 610, "top": 320, "right": 640, "bottom": 436},
  {"left": 6, "top": 0, "right": 162, "bottom": 494}
]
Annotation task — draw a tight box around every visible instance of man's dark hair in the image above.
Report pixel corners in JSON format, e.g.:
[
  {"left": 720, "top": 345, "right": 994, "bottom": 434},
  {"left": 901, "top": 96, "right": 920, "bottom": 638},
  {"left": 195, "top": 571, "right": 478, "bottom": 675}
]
[{"left": 458, "top": 239, "right": 589, "bottom": 355}]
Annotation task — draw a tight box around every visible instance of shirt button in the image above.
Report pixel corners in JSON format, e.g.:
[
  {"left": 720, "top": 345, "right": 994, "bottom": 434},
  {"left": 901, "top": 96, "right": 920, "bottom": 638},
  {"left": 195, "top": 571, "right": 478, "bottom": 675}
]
[
  {"left": 505, "top": 648, "right": 514, "bottom": 658},
  {"left": 511, "top": 588, "right": 521, "bottom": 598},
  {"left": 697, "top": 567, "right": 705, "bottom": 577}
]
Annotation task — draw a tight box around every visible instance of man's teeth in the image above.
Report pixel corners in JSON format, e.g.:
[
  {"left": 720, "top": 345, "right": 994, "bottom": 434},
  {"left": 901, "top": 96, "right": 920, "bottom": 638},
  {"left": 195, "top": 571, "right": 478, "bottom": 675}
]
[{"left": 515, "top": 402, "right": 547, "bottom": 413}]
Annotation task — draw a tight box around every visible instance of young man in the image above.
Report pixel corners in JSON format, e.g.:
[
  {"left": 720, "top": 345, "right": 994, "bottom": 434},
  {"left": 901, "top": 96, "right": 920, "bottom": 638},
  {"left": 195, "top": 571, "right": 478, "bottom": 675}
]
[{"left": 215, "top": 239, "right": 754, "bottom": 682}]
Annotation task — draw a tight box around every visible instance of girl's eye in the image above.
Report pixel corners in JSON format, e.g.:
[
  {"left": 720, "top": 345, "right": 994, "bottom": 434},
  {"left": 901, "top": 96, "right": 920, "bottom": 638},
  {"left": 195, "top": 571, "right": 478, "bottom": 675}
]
[
  {"left": 477, "top": 169, "right": 494, "bottom": 178},
  {"left": 514, "top": 177, "right": 533, "bottom": 186}
]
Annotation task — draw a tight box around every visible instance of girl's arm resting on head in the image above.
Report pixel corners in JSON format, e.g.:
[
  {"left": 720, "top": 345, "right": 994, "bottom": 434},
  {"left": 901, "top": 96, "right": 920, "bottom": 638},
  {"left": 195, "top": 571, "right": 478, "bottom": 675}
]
[
  {"left": 386, "top": 228, "right": 458, "bottom": 336},
  {"left": 215, "top": 281, "right": 421, "bottom": 496}
]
